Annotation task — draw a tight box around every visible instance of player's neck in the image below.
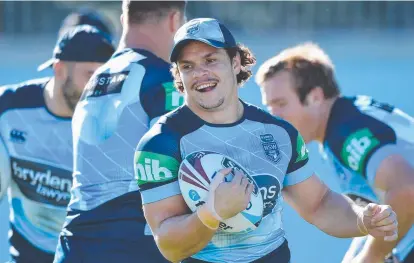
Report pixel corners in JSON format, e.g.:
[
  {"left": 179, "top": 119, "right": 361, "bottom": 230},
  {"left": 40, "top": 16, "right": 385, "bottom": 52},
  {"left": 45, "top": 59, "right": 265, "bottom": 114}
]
[
  {"left": 315, "top": 97, "right": 338, "bottom": 142},
  {"left": 43, "top": 78, "right": 73, "bottom": 118},
  {"left": 189, "top": 98, "right": 244, "bottom": 125},
  {"left": 118, "top": 25, "right": 170, "bottom": 63}
]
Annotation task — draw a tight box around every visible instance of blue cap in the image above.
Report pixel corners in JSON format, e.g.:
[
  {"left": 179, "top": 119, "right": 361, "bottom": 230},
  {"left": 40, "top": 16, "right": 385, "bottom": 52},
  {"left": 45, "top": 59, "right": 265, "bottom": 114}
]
[
  {"left": 38, "top": 24, "right": 115, "bottom": 71},
  {"left": 170, "top": 18, "right": 237, "bottom": 63}
]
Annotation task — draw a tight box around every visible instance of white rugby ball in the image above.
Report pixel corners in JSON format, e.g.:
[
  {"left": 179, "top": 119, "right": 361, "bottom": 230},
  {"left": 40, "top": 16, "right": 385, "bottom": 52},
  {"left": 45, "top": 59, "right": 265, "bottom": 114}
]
[{"left": 178, "top": 151, "right": 264, "bottom": 233}]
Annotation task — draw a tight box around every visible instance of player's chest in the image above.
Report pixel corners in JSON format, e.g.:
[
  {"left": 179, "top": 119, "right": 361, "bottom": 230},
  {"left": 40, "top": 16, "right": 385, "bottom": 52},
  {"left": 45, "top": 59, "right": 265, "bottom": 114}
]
[
  {"left": 1, "top": 109, "right": 73, "bottom": 168},
  {"left": 1, "top": 109, "right": 73, "bottom": 206},
  {"left": 180, "top": 124, "right": 291, "bottom": 196}
]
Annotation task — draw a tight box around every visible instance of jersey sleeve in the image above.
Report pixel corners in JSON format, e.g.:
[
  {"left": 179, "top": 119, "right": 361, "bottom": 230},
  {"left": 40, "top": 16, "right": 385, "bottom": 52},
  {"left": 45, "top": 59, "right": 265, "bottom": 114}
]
[
  {"left": 329, "top": 125, "right": 397, "bottom": 185},
  {"left": 140, "top": 81, "right": 184, "bottom": 125},
  {"left": 134, "top": 123, "right": 182, "bottom": 204},
  {"left": 284, "top": 124, "right": 314, "bottom": 186}
]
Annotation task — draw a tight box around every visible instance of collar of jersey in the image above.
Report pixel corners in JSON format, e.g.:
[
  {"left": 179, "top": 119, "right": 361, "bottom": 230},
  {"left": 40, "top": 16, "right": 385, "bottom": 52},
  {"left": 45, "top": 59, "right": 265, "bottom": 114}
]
[{"left": 184, "top": 99, "right": 247, "bottom": 128}]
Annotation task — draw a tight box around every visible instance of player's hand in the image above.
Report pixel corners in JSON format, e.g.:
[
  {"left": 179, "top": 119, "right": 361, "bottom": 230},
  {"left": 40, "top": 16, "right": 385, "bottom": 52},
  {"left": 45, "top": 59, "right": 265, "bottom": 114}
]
[
  {"left": 207, "top": 168, "right": 254, "bottom": 220},
  {"left": 360, "top": 203, "right": 398, "bottom": 242}
]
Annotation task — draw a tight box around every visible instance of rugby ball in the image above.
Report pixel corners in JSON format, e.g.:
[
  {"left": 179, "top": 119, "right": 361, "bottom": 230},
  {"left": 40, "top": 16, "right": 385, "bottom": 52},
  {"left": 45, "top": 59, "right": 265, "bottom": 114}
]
[{"left": 178, "top": 151, "right": 264, "bottom": 233}]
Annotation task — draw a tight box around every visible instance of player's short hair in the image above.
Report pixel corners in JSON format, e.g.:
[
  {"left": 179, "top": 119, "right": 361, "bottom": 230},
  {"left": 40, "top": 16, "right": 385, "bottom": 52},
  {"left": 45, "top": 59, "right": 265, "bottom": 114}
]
[
  {"left": 171, "top": 43, "right": 256, "bottom": 92},
  {"left": 122, "top": 1, "right": 186, "bottom": 24},
  {"left": 256, "top": 42, "right": 340, "bottom": 103}
]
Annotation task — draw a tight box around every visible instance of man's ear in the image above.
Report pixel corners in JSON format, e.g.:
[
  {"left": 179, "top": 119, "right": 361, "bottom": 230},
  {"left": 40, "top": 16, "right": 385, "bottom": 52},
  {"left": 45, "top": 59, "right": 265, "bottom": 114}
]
[
  {"left": 53, "top": 61, "right": 67, "bottom": 82},
  {"left": 305, "top": 86, "right": 325, "bottom": 107},
  {"left": 232, "top": 51, "right": 241, "bottom": 75},
  {"left": 120, "top": 14, "right": 124, "bottom": 27},
  {"left": 169, "top": 11, "right": 183, "bottom": 34}
]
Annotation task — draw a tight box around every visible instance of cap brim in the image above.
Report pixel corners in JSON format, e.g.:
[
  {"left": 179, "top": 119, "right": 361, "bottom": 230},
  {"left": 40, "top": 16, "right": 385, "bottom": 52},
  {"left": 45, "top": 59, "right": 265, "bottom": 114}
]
[
  {"left": 170, "top": 38, "right": 226, "bottom": 63},
  {"left": 37, "top": 58, "right": 57, "bottom": 72}
]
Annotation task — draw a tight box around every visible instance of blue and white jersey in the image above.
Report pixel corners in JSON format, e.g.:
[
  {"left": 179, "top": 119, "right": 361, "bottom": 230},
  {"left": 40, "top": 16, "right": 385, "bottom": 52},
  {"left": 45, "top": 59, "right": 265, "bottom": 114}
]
[
  {"left": 324, "top": 96, "right": 414, "bottom": 261},
  {"left": 135, "top": 102, "right": 313, "bottom": 263},
  {"left": 67, "top": 48, "right": 183, "bottom": 222},
  {"left": 0, "top": 78, "right": 73, "bottom": 254}
]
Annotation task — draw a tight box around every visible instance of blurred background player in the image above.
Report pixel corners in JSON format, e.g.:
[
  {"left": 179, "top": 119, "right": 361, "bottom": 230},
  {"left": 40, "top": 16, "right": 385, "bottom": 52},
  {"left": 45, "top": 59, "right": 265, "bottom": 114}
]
[
  {"left": 57, "top": 7, "right": 114, "bottom": 39},
  {"left": 53, "top": 1, "right": 186, "bottom": 263},
  {"left": 135, "top": 18, "right": 398, "bottom": 263},
  {"left": 0, "top": 25, "right": 114, "bottom": 263},
  {"left": 256, "top": 42, "right": 414, "bottom": 263}
]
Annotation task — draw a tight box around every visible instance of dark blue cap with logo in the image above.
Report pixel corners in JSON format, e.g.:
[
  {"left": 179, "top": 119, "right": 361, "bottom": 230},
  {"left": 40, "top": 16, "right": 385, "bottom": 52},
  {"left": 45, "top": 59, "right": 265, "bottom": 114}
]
[
  {"left": 37, "top": 24, "right": 115, "bottom": 71},
  {"left": 170, "top": 18, "right": 237, "bottom": 63}
]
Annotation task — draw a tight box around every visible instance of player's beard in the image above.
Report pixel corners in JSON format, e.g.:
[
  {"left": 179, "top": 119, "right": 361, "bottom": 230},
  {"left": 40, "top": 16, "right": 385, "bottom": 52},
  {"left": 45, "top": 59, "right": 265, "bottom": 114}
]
[
  {"left": 199, "top": 97, "right": 225, "bottom": 111},
  {"left": 62, "top": 77, "right": 82, "bottom": 112}
]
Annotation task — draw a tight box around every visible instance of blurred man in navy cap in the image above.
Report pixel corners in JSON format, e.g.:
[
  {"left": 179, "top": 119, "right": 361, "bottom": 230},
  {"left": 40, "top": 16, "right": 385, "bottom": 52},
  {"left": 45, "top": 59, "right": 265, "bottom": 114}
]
[
  {"left": 58, "top": 7, "right": 114, "bottom": 39},
  {"left": 0, "top": 25, "right": 114, "bottom": 263}
]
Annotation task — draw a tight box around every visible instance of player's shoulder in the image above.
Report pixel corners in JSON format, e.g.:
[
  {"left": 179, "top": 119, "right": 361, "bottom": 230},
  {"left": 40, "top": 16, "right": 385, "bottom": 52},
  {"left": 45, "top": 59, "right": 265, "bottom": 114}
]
[
  {"left": 325, "top": 96, "right": 397, "bottom": 175},
  {"left": 325, "top": 96, "right": 396, "bottom": 145},
  {"left": 0, "top": 77, "right": 48, "bottom": 116},
  {"left": 243, "top": 101, "right": 298, "bottom": 136},
  {"left": 153, "top": 105, "right": 204, "bottom": 137},
  {"left": 84, "top": 48, "right": 172, "bottom": 99},
  {"left": 113, "top": 48, "right": 171, "bottom": 82}
]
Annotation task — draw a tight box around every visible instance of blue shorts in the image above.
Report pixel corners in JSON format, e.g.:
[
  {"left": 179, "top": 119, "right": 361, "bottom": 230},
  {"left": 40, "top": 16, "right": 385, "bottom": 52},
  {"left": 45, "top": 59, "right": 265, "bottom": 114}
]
[
  {"left": 182, "top": 240, "right": 291, "bottom": 263},
  {"left": 9, "top": 224, "right": 54, "bottom": 263},
  {"left": 53, "top": 191, "right": 168, "bottom": 263},
  {"left": 54, "top": 234, "right": 167, "bottom": 263}
]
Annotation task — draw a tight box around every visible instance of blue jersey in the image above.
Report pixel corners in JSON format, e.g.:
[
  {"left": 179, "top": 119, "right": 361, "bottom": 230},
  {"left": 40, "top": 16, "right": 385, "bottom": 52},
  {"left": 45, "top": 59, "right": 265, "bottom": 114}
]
[
  {"left": 0, "top": 78, "right": 73, "bottom": 256},
  {"left": 135, "top": 102, "right": 313, "bottom": 263},
  {"left": 62, "top": 48, "right": 182, "bottom": 242},
  {"left": 324, "top": 96, "right": 414, "bottom": 261}
]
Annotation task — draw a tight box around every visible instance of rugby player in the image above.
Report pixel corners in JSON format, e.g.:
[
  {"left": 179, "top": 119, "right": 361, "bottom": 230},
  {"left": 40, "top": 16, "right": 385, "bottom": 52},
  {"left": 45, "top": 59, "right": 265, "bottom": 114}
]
[
  {"left": 256, "top": 42, "right": 414, "bottom": 263},
  {"left": 134, "top": 18, "right": 399, "bottom": 263},
  {"left": 0, "top": 25, "right": 114, "bottom": 263},
  {"left": 53, "top": 1, "right": 186, "bottom": 263}
]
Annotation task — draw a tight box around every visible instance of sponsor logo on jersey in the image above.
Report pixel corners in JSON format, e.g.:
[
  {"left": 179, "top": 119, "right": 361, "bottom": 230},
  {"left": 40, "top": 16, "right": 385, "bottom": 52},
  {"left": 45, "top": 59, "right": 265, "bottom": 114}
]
[
  {"left": 10, "top": 129, "right": 27, "bottom": 144},
  {"left": 83, "top": 71, "right": 129, "bottom": 98},
  {"left": 221, "top": 158, "right": 259, "bottom": 196},
  {"left": 295, "top": 134, "right": 309, "bottom": 163},
  {"left": 163, "top": 82, "right": 184, "bottom": 111},
  {"left": 340, "top": 128, "right": 380, "bottom": 174},
  {"left": 10, "top": 157, "right": 72, "bottom": 207},
  {"left": 252, "top": 174, "right": 281, "bottom": 217},
  {"left": 260, "top": 134, "right": 281, "bottom": 164},
  {"left": 134, "top": 151, "right": 179, "bottom": 185}
]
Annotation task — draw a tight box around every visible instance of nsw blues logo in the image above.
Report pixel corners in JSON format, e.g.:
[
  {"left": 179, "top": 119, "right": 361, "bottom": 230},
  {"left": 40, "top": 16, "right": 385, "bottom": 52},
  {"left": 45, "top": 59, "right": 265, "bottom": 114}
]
[
  {"left": 186, "top": 21, "right": 200, "bottom": 36},
  {"left": 260, "top": 134, "right": 281, "bottom": 164}
]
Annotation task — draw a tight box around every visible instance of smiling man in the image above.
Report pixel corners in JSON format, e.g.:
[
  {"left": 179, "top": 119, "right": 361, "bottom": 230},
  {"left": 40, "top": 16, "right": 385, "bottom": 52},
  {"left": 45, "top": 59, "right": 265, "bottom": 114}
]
[{"left": 133, "top": 18, "right": 399, "bottom": 263}]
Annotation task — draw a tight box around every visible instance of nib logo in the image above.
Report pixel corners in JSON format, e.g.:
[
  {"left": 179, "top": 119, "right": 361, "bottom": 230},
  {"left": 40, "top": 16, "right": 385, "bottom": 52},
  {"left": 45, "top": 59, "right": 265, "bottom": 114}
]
[
  {"left": 134, "top": 151, "right": 179, "bottom": 185},
  {"left": 341, "top": 128, "right": 379, "bottom": 174}
]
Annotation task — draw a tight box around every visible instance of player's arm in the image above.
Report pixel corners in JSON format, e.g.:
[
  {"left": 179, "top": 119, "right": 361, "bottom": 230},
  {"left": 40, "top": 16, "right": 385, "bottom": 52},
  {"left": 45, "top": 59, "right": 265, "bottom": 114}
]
[
  {"left": 284, "top": 174, "right": 394, "bottom": 238},
  {"left": 0, "top": 86, "right": 13, "bottom": 200},
  {"left": 143, "top": 194, "right": 217, "bottom": 263},
  {"left": 136, "top": 127, "right": 252, "bottom": 262},
  {"left": 281, "top": 127, "right": 398, "bottom": 239},
  {"left": 351, "top": 153, "right": 414, "bottom": 262},
  {"left": 329, "top": 123, "right": 414, "bottom": 262}
]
